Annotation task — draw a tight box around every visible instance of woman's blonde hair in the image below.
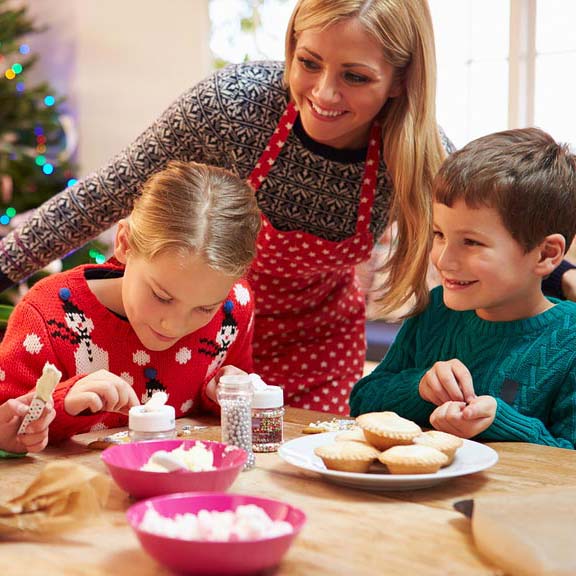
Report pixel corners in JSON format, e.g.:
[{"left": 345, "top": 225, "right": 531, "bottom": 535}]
[
  {"left": 128, "top": 161, "right": 261, "bottom": 277},
  {"left": 285, "top": 0, "right": 446, "bottom": 316}
]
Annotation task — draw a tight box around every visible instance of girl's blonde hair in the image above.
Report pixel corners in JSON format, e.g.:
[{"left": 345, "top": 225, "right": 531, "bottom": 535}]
[
  {"left": 285, "top": 0, "right": 446, "bottom": 316},
  {"left": 128, "top": 161, "right": 261, "bottom": 277}
]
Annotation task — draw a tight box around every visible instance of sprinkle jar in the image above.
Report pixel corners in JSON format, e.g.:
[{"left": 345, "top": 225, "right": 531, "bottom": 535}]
[
  {"left": 252, "top": 385, "right": 284, "bottom": 452},
  {"left": 217, "top": 374, "right": 255, "bottom": 469},
  {"left": 128, "top": 404, "right": 176, "bottom": 442}
]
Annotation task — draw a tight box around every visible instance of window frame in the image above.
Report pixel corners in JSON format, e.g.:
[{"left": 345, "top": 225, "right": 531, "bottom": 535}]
[{"left": 508, "top": 0, "right": 537, "bottom": 129}]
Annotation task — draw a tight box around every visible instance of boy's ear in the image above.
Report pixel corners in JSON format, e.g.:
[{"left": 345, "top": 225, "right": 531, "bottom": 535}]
[
  {"left": 534, "top": 233, "right": 566, "bottom": 277},
  {"left": 114, "top": 219, "right": 131, "bottom": 264}
]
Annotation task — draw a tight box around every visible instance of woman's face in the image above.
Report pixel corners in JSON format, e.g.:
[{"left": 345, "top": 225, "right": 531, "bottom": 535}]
[{"left": 289, "top": 17, "right": 400, "bottom": 150}]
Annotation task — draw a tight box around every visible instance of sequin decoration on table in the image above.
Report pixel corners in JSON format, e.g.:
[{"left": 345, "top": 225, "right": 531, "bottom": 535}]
[
  {"left": 302, "top": 418, "right": 359, "bottom": 434},
  {"left": 87, "top": 431, "right": 131, "bottom": 450},
  {"left": 87, "top": 427, "right": 210, "bottom": 450},
  {"left": 177, "top": 424, "right": 210, "bottom": 437}
]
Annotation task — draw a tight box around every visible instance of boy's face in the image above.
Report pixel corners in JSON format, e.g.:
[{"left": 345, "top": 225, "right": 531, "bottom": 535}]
[
  {"left": 119, "top": 250, "right": 236, "bottom": 352},
  {"left": 431, "top": 199, "right": 550, "bottom": 322}
]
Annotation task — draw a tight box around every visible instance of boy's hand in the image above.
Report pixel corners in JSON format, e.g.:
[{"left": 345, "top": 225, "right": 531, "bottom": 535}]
[
  {"left": 206, "top": 365, "right": 248, "bottom": 404},
  {"left": 419, "top": 359, "right": 476, "bottom": 405},
  {"left": 561, "top": 268, "right": 576, "bottom": 301},
  {"left": 0, "top": 391, "right": 56, "bottom": 453},
  {"left": 65, "top": 370, "right": 139, "bottom": 416},
  {"left": 429, "top": 395, "right": 497, "bottom": 438}
]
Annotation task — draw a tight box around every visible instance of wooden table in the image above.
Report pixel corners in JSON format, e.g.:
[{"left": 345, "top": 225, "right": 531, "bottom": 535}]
[{"left": 1, "top": 408, "right": 575, "bottom": 576}]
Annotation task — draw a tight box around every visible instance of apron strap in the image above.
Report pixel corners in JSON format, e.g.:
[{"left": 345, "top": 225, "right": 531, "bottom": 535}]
[
  {"left": 247, "top": 101, "right": 381, "bottom": 235},
  {"left": 356, "top": 121, "right": 381, "bottom": 234},
  {"left": 247, "top": 102, "right": 298, "bottom": 192}
]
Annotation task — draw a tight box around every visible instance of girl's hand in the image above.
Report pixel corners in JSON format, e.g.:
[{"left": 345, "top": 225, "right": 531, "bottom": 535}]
[
  {"left": 65, "top": 370, "right": 140, "bottom": 416},
  {"left": 429, "top": 396, "right": 497, "bottom": 438},
  {"left": 206, "top": 365, "right": 248, "bottom": 404},
  {"left": 419, "top": 359, "right": 476, "bottom": 405},
  {"left": 0, "top": 392, "right": 56, "bottom": 453}
]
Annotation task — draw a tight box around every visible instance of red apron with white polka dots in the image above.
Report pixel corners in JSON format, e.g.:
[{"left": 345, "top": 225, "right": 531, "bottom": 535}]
[{"left": 247, "top": 103, "right": 380, "bottom": 415}]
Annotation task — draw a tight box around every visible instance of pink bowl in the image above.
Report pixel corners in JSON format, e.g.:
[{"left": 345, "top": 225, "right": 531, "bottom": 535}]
[
  {"left": 101, "top": 439, "right": 247, "bottom": 499},
  {"left": 126, "top": 492, "right": 306, "bottom": 575}
]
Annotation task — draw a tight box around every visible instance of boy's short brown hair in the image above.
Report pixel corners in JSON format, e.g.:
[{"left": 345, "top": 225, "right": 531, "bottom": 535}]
[{"left": 433, "top": 128, "right": 576, "bottom": 252}]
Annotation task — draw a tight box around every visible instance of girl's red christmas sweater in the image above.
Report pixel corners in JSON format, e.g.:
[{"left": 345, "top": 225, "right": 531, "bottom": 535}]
[{"left": 0, "top": 263, "right": 255, "bottom": 442}]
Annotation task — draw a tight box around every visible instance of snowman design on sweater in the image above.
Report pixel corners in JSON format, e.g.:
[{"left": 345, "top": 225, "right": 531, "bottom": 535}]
[
  {"left": 199, "top": 299, "right": 238, "bottom": 378},
  {"left": 142, "top": 366, "right": 167, "bottom": 404},
  {"left": 47, "top": 288, "right": 109, "bottom": 374}
]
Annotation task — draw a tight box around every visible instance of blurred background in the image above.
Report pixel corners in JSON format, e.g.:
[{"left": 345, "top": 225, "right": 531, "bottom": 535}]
[{"left": 2, "top": 0, "right": 575, "bottom": 351}]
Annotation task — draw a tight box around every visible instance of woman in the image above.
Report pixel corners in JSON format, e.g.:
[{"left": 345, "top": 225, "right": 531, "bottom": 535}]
[{"left": 0, "top": 0, "right": 449, "bottom": 414}]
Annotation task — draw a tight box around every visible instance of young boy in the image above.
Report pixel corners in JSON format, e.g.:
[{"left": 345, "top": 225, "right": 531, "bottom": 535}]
[{"left": 350, "top": 128, "right": 576, "bottom": 449}]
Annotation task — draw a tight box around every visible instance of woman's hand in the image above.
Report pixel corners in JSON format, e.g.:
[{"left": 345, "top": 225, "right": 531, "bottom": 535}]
[
  {"left": 0, "top": 391, "right": 56, "bottom": 453},
  {"left": 64, "top": 369, "right": 139, "bottom": 416},
  {"left": 419, "top": 359, "right": 476, "bottom": 405},
  {"left": 429, "top": 396, "right": 497, "bottom": 438}
]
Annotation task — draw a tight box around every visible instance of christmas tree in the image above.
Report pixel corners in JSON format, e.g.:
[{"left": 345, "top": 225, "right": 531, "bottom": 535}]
[
  {"left": 0, "top": 0, "right": 76, "bottom": 215},
  {"left": 0, "top": 0, "right": 106, "bottom": 319}
]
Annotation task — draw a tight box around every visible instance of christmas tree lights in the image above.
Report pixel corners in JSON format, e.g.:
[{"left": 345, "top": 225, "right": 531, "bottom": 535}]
[{"left": 0, "top": 0, "right": 108, "bottom": 309}]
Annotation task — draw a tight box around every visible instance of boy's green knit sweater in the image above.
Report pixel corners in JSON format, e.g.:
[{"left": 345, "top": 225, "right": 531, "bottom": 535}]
[{"left": 350, "top": 287, "right": 576, "bottom": 449}]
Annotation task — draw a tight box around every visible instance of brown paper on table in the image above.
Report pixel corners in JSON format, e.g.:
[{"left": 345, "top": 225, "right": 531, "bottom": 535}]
[
  {"left": 469, "top": 486, "right": 576, "bottom": 576},
  {"left": 0, "top": 461, "right": 111, "bottom": 535}
]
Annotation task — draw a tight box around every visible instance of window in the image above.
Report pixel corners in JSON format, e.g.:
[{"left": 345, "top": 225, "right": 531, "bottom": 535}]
[
  {"left": 431, "top": 0, "right": 510, "bottom": 148},
  {"left": 534, "top": 0, "right": 576, "bottom": 146},
  {"left": 209, "top": 0, "right": 294, "bottom": 64}
]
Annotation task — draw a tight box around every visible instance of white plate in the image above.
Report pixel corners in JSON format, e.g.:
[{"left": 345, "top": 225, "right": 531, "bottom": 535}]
[{"left": 278, "top": 432, "right": 499, "bottom": 491}]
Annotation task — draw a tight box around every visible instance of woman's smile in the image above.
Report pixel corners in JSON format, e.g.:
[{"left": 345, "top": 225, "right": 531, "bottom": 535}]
[{"left": 307, "top": 98, "right": 347, "bottom": 119}]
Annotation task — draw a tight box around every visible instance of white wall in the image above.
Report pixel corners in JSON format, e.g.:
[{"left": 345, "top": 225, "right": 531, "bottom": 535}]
[{"left": 25, "top": 0, "right": 211, "bottom": 174}]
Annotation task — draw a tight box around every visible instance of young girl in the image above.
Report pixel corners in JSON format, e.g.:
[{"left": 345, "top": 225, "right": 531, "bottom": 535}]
[
  {"left": 0, "top": 0, "right": 449, "bottom": 414},
  {"left": 0, "top": 161, "right": 261, "bottom": 443}
]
